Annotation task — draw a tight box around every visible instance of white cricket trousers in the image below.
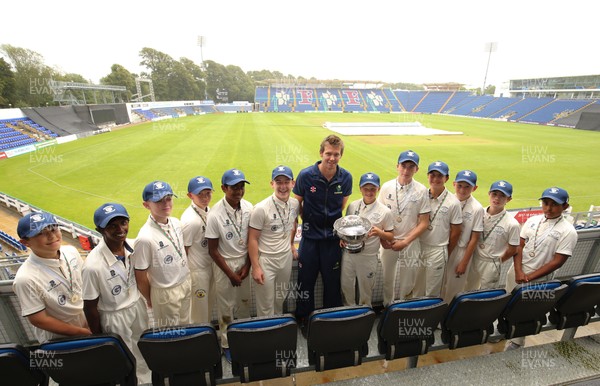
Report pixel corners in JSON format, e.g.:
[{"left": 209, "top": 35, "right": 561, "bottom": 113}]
[
  {"left": 189, "top": 263, "right": 216, "bottom": 324},
  {"left": 379, "top": 240, "right": 421, "bottom": 306},
  {"left": 441, "top": 245, "right": 470, "bottom": 303},
  {"left": 150, "top": 275, "right": 192, "bottom": 328},
  {"left": 341, "top": 251, "right": 378, "bottom": 307},
  {"left": 214, "top": 256, "right": 251, "bottom": 348},
  {"left": 465, "top": 255, "right": 502, "bottom": 291},
  {"left": 100, "top": 297, "right": 151, "bottom": 384},
  {"left": 413, "top": 244, "right": 447, "bottom": 298},
  {"left": 253, "top": 250, "right": 293, "bottom": 317}
]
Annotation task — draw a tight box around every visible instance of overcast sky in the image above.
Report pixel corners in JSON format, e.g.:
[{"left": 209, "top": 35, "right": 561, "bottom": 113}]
[{"left": 3, "top": 0, "right": 599, "bottom": 89}]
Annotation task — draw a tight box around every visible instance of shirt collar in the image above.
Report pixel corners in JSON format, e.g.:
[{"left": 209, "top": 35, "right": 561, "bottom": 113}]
[{"left": 29, "top": 250, "right": 62, "bottom": 267}]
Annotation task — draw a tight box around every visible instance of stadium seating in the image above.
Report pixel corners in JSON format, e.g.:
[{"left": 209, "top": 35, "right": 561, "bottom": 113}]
[
  {"left": 254, "top": 87, "right": 269, "bottom": 111},
  {"left": 441, "top": 288, "right": 511, "bottom": 349},
  {"left": 268, "top": 88, "right": 294, "bottom": 112},
  {"left": 227, "top": 315, "right": 297, "bottom": 383},
  {"left": 394, "top": 90, "right": 426, "bottom": 112},
  {"left": 505, "top": 97, "right": 554, "bottom": 121},
  {"left": 520, "top": 99, "right": 594, "bottom": 124},
  {"left": 448, "top": 95, "right": 494, "bottom": 116},
  {"left": 413, "top": 91, "right": 453, "bottom": 113},
  {"left": 469, "top": 96, "right": 521, "bottom": 118},
  {"left": 549, "top": 273, "right": 600, "bottom": 329},
  {"left": 306, "top": 305, "right": 376, "bottom": 371},
  {"left": 363, "top": 89, "right": 391, "bottom": 112},
  {"left": 138, "top": 324, "right": 222, "bottom": 386},
  {"left": 37, "top": 334, "right": 137, "bottom": 386},
  {"left": 339, "top": 89, "right": 365, "bottom": 112},
  {"left": 383, "top": 89, "right": 404, "bottom": 111},
  {"left": 0, "top": 230, "right": 27, "bottom": 251},
  {"left": 439, "top": 91, "right": 471, "bottom": 113},
  {"left": 377, "top": 297, "right": 448, "bottom": 360},
  {"left": 497, "top": 281, "right": 568, "bottom": 339},
  {"left": 316, "top": 88, "right": 343, "bottom": 112},
  {"left": 0, "top": 343, "right": 48, "bottom": 386}
]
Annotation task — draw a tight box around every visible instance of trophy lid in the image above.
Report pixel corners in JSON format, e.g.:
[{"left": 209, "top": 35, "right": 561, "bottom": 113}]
[{"left": 334, "top": 215, "right": 372, "bottom": 237}]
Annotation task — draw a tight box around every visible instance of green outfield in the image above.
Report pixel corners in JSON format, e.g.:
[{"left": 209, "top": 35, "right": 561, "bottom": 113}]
[{"left": 1, "top": 113, "right": 599, "bottom": 233}]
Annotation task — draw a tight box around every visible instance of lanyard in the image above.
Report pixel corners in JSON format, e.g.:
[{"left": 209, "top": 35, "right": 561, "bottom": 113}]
[
  {"left": 191, "top": 204, "right": 208, "bottom": 228},
  {"left": 429, "top": 190, "right": 448, "bottom": 224},
  {"left": 482, "top": 211, "right": 506, "bottom": 243},
  {"left": 150, "top": 216, "right": 184, "bottom": 259},
  {"left": 111, "top": 252, "right": 133, "bottom": 288},
  {"left": 224, "top": 200, "right": 244, "bottom": 243},
  {"left": 31, "top": 252, "right": 76, "bottom": 295},
  {"left": 530, "top": 216, "right": 562, "bottom": 256},
  {"left": 272, "top": 197, "right": 290, "bottom": 236},
  {"left": 394, "top": 181, "right": 412, "bottom": 220}
]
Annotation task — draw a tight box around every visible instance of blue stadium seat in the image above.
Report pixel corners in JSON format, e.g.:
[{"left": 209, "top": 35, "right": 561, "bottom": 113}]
[
  {"left": 0, "top": 343, "right": 48, "bottom": 386},
  {"left": 548, "top": 273, "right": 600, "bottom": 329},
  {"left": 138, "top": 324, "right": 222, "bottom": 386},
  {"left": 377, "top": 297, "right": 448, "bottom": 360},
  {"left": 497, "top": 281, "right": 568, "bottom": 339},
  {"left": 37, "top": 334, "right": 136, "bottom": 386},
  {"left": 306, "top": 305, "right": 375, "bottom": 371},
  {"left": 227, "top": 315, "right": 297, "bottom": 383},
  {"left": 441, "top": 288, "right": 511, "bottom": 349}
]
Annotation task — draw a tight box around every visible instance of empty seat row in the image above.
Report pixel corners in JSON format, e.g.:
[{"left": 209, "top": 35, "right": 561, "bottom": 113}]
[
  {"left": 2, "top": 273, "right": 600, "bottom": 385},
  {"left": 0, "top": 230, "right": 27, "bottom": 251}
]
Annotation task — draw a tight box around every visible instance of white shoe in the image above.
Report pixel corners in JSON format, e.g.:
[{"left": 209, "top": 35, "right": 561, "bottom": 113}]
[{"left": 504, "top": 341, "right": 521, "bottom": 351}]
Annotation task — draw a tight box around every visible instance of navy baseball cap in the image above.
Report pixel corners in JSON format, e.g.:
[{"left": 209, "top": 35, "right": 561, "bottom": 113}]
[
  {"left": 94, "top": 203, "right": 129, "bottom": 229},
  {"left": 222, "top": 169, "right": 250, "bottom": 186},
  {"left": 17, "top": 212, "right": 59, "bottom": 239},
  {"left": 540, "top": 187, "right": 569, "bottom": 204},
  {"left": 188, "top": 176, "right": 213, "bottom": 195},
  {"left": 428, "top": 161, "right": 449, "bottom": 176},
  {"left": 455, "top": 170, "right": 477, "bottom": 187},
  {"left": 359, "top": 172, "right": 380, "bottom": 187},
  {"left": 398, "top": 150, "right": 419, "bottom": 165},
  {"left": 489, "top": 180, "right": 513, "bottom": 197},
  {"left": 142, "top": 181, "right": 177, "bottom": 202},
  {"left": 272, "top": 165, "right": 294, "bottom": 180}
]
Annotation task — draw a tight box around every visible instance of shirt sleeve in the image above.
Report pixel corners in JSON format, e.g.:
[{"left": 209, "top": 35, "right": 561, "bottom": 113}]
[
  {"left": 249, "top": 205, "right": 267, "bottom": 230},
  {"left": 555, "top": 227, "right": 578, "bottom": 256},
  {"left": 81, "top": 262, "right": 100, "bottom": 301},
  {"left": 382, "top": 207, "right": 394, "bottom": 232},
  {"left": 181, "top": 210, "right": 201, "bottom": 247},
  {"left": 292, "top": 170, "right": 305, "bottom": 197},
  {"left": 472, "top": 206, "right": 484, "bottom": 232},
  {"left": 450, "top": 201, "right": 463, "bottom": 225},
  {"left": 132, "top": 236, "right": 153, "bottom": 270},
  {"left": 419, "top": 190, "right": 432, "bottom": 214},
  {"left": 205, "top": 211, "right": 221, "bottom": 240},
  {"left": 13, "top": 274, "right": 46, "bottom": 317},
  {"left": 508, "top": 219, "right": 522, "bottom": 246}
]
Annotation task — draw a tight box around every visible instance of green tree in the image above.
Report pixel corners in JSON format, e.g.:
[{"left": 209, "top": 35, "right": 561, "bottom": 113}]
[
  {"left": 484, "top": 84, "right": 496, "bottom": 95},
  {"left": 0, "top": 57, "right": 16, "bottom": 107},
  {"left": 225, "top": 65, "right": 254, "bottom": 102},
  {"left": 139, "top": 47, "right": 175, "bottom": 101},
  {"left": 101, "top": 64, "right": 137, "bottom": 101},
  {"left": 389, "top": 82, "right": 423, "bottom": 91},
  {"left": 203, "top": 60, "right": 227, "bottom": 101},
  {"left": 1, "top": 44, "right": 56, "bottom": 107}
]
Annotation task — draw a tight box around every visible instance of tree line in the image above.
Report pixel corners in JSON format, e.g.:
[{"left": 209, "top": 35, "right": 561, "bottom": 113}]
[{"left": 1, "top": 44, "right": 478, "bottom": 108}]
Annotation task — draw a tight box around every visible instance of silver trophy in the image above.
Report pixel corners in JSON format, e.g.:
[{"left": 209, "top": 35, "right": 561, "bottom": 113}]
[{"left": 333, "top": 215, "right": 372, "bottom": 254}]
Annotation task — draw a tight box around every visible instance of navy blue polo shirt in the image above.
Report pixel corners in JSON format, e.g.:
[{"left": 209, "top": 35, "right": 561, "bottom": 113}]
[{"left": 293, "top": 161, "right": 352, "bottom": 240}]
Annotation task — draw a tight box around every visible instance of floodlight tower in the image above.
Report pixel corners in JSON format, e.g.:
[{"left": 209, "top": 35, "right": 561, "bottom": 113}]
[
  {"left": 197, "top": 35, "right": 208, "bottom": 100},
  {"left": 482, "top": 42, "right": 498, "bottom": 95}
]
